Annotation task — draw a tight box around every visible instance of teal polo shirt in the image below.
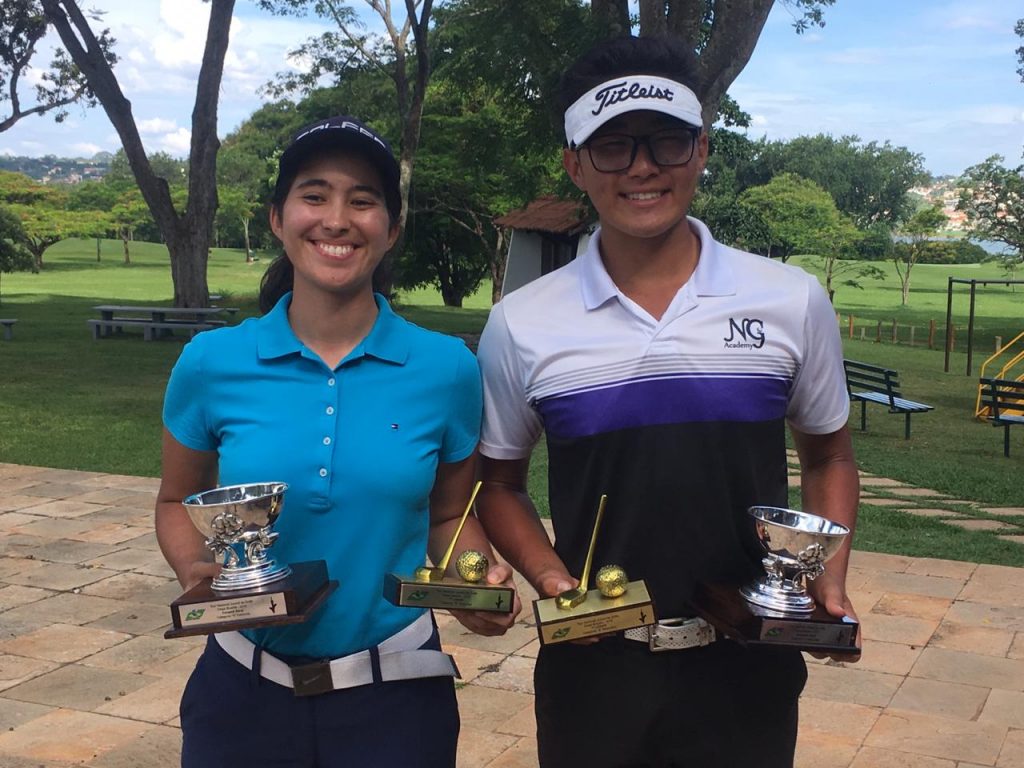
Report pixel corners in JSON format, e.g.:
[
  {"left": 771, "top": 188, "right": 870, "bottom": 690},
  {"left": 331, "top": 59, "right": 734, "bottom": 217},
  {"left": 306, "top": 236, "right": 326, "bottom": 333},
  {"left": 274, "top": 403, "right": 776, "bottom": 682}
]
[{"left": 163, "top": 293, "right": 481, "bottom": 658}]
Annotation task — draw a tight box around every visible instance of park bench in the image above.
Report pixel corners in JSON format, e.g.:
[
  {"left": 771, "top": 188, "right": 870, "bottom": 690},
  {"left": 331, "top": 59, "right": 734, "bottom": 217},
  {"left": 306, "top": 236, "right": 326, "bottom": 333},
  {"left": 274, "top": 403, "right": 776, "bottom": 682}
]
[
  {"left": 843, "top": 359, "right": 934, "bottom": 439},
  {"left": 87, "top": 318, "right": 225, "bottom": 341},
  {"left": 978, "top": 377, "right": 1024, "bottom": 457},
  {"left": 0, "top": 319, "right": 17, "bottom": 340}
]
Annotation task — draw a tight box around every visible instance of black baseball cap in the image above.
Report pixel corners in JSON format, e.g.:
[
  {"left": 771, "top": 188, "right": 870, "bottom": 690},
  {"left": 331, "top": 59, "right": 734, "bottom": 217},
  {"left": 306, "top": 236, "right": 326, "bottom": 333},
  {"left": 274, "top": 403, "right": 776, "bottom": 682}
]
[{"left": 274, "top": 115, "right": 402, "bottom": 221}]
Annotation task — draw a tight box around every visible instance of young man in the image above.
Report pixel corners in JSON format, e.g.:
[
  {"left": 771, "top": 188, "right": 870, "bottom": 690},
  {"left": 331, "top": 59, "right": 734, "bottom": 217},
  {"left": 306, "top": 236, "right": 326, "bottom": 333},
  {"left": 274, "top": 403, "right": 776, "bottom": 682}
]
[{"left": 475, "top": 36, "right": 860, "bottom": 768}]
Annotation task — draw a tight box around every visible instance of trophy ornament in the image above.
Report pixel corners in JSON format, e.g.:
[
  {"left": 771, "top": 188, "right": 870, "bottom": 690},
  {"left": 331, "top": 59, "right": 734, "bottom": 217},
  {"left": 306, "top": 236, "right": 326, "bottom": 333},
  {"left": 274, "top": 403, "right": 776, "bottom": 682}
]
[
  {"left": 384, "top": 482, "right": 515, "bottom": 613},
  {"left": 595, "top": 564, "right": 628, "bottom": 598},
  {"left": 533, "top": 494, "right": 655, "bottom": 644},
  {"left": 740, "top": 506, "right": 849, "bottom": 614},
  {"left": 556, "top": 494, "right": 607, "bottom": 610},
  {"left": 455, "top": 550, "right": 489, "bottom": 583},
  {"left": 183, "top": 482, "right": 292, "bottom": 592}
]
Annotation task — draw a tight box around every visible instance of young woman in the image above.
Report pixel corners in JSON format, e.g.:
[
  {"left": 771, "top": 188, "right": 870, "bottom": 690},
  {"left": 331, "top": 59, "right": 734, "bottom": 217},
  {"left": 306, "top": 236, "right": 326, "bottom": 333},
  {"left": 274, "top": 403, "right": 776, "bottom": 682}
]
[{"left": 156, "top": 115, "right": 519, "bottom": 768}]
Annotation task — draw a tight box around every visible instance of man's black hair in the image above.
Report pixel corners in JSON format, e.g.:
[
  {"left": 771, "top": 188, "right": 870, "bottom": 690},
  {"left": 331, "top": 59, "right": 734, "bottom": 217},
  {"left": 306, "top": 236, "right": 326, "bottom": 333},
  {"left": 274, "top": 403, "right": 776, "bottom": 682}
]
[{"left": 556, "top": 36, "right": 700, "bottom": 118}]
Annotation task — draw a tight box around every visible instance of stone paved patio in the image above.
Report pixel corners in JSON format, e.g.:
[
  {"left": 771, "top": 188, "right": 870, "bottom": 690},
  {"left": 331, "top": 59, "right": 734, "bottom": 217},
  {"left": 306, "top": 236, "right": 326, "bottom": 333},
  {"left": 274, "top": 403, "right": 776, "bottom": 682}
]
[{"left": 0, "top": 461, "right": 1022, "bottom": 767}]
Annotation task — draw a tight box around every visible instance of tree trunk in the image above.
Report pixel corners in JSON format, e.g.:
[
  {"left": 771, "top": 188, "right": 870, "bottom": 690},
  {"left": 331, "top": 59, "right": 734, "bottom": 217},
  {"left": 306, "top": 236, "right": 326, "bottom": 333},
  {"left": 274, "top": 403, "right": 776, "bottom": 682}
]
[
  {"left": 592, "top": 0, "right": 631, "bottom": 36},
  {"left": 96, "top": 237, "right": 101, "bottom": 262},
  {"left": 490, "top": 228, "right": 508, "bottom": 305},
  {"left": 243, "top": 218, "right": 253, "bottom": 263},
  {"left": 628, "top": 0, "right": 774, "bottom": 130},
  {"left": 121, "top": 230, "right": 130, "bottom": 264},
  {"left": 42, "top": 0, "right": 234, "bottom": 308},
  {"left": 372, "top": 0, "right": 434, "bottom": 299}
]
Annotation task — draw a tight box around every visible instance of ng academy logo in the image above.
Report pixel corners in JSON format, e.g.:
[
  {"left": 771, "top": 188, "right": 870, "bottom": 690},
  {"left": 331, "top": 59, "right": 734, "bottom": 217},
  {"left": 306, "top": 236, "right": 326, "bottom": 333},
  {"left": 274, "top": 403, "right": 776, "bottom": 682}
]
[{"left": 723, "top": 318, "right": 765, "bottom": 350}]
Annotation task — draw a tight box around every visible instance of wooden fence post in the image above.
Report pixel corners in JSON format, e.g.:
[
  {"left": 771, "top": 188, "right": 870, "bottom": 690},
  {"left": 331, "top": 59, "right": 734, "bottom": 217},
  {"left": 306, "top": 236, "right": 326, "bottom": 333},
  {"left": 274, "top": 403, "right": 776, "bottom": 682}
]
[
  {"left": 876, "top": 321, "right": 883, "bottom": 343},
  {"left": 891, "top": 319, "right": 898, "bottom": 344},
  {"left": 928, "top": 319, "right": 936, "bottom": 350},
  {"left": 848, "top": 314, "right": 854, "bottom": 339},
  {"left": 909, "top": 326, "right": 916, "bottom": 347}
]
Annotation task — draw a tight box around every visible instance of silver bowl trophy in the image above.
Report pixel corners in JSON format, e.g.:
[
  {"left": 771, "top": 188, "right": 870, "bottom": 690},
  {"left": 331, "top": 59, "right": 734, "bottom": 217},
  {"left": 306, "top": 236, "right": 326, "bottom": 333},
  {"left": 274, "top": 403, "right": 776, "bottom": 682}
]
[
  {"left": 165, "top": 482, "right": 337, "bottom": 639},
  {"left": 384, "top": 482, "right": 514, "bottom": 613},
  {"left": 694, "top": 506, "right": 859, "bottom": 655},
  {"left": 533, "top": 495, "right": 655, "bottom": 645}
]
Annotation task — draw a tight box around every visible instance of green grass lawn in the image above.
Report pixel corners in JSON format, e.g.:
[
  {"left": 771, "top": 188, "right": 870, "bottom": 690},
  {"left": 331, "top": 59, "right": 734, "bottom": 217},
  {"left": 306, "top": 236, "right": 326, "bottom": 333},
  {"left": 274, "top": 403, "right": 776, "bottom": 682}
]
[
  {"left": 1, "top": 239, "right": 1021, "bottom": 566},
  {"left": 794, "top": 255, "right": 1024, "bottom": 353}
]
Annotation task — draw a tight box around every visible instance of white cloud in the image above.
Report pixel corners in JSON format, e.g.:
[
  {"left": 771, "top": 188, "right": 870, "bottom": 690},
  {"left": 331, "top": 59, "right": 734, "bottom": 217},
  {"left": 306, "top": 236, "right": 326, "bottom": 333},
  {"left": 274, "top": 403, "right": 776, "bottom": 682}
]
[
  {"left": 70, "top": 142, "right": 103, "bottom": 156},
  {"left": 0, "top": 148, "right": 15, "bottom": 156},
  {"left": 151, "top": 0, "right": 209, "bottom": 69},
  {"left": 157, "top": 127, "right": 192, "bottom": 156},
  {"left": 138, "top": 117, "right": 179, "bottom": 134},
  {"left": 750, "top": 115, "right": 768, "bottom": 127}
]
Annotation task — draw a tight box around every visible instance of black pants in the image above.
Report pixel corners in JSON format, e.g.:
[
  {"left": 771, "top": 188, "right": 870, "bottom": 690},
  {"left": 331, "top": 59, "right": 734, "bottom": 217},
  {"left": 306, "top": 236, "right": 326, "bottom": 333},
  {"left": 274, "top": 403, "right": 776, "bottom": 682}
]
[
  {"left": 535, "top": 637, "right": 806, "bottom": 768},
  {"left": 180, "top": 631, "right": 459, "bottom": 767}
]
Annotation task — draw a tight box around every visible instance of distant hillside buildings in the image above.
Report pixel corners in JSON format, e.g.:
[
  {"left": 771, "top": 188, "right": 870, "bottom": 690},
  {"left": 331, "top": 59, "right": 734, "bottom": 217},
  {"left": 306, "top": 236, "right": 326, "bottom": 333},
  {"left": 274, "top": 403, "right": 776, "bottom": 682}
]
[
  {"left": 0, "top": 153, "right": 111, "bottom": 185},
  {"left": 909, "top": 178, "right": 967, "bottom": 231}
]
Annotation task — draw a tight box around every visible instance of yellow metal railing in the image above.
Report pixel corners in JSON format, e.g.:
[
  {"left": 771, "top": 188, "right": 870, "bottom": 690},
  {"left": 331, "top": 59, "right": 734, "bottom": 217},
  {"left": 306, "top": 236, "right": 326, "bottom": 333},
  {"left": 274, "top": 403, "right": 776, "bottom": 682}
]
[{"left": 976, "top": 330, "right": 1024, "bottom": 418}]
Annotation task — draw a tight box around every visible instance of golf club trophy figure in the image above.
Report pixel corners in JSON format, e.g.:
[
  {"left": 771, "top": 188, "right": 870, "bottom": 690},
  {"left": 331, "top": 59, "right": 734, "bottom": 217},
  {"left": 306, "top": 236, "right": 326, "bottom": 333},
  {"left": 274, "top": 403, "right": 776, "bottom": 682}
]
[
  {"left": 694, "top": 506, "right": 859, "bottom": 655},
  {"left": 384, "top": 481, "right": 514, "bottom": 613},
  {"left": 166, "top": 482, "right": 337, "bottom": 638},
  {"left": 533, "top": 495, "right": 655, "bottom": 645}
]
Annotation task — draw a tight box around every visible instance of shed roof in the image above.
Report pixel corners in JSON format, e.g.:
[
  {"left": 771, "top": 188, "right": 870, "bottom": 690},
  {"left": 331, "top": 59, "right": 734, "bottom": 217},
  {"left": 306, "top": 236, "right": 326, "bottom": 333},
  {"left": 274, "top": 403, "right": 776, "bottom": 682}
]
[{"left": 494, "top": 195, "right": 590, "bottom": 236}]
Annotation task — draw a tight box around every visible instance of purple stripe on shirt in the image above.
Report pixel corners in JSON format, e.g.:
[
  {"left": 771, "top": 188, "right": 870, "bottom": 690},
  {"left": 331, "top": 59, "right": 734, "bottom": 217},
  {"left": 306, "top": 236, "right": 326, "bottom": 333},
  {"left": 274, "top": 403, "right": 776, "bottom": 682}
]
[{"left": 536, "top": 375, "right": 790, "bottom": 439}]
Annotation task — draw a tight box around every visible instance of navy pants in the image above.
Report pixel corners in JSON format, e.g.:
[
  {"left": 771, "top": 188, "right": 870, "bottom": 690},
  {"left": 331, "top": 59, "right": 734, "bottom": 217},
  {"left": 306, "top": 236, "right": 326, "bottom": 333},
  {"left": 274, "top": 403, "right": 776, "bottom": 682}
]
[
  {"left": 535, "top": 637, "right": 806, "bottom": 768},
  {"left": 180, "top": 631, "right": 459, "bottom": 767}
]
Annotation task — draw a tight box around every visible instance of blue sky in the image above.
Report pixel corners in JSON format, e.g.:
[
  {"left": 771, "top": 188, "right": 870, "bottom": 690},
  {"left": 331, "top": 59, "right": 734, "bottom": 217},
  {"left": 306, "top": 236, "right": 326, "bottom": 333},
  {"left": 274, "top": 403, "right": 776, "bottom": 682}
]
[{"left": 1, "top": 0, "right": 1021, "bottom": 177}]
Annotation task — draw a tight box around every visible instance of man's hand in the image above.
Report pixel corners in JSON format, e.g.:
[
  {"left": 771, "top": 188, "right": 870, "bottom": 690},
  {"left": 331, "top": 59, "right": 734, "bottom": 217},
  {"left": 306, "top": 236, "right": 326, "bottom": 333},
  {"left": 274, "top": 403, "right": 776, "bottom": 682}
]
[
  {"left": 807, "top": 570, "right": 861, "bottom": 663},
  {"left": 448, "top": 563, "right": 522, "bottom": 636},
  {"left": 533, "top": 568, "right": 605, "bottom": 644}
]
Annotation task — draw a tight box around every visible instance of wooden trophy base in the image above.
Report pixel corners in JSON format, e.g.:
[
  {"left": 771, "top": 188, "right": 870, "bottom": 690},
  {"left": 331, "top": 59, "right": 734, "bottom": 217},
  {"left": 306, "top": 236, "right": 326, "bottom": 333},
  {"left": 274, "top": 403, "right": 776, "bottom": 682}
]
[
  {"left": 165, "top": 560, "right": 338, "bottom": 639},
  {"left": 692, "top": 582, "right": 859, "bottom": 656},
  {"left": 383, "top": 573, "right": 514, "bottom": 613},
  {"left": 533, "top": 580, "right": 655, "bottom": 645}
]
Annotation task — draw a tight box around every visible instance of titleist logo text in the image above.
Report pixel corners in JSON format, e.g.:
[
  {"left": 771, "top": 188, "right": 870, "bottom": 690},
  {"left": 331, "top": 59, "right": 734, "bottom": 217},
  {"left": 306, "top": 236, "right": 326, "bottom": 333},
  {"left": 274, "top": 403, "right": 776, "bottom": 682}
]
[{"left": 591, "top": 81, "right": 675, "bottom": 116}]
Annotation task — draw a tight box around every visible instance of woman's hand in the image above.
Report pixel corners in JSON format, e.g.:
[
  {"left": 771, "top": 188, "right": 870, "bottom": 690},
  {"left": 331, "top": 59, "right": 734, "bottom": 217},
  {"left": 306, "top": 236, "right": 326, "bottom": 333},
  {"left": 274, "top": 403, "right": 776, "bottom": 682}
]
[{"left": 448, "top": 562, "right": 522, "bottom": 636}]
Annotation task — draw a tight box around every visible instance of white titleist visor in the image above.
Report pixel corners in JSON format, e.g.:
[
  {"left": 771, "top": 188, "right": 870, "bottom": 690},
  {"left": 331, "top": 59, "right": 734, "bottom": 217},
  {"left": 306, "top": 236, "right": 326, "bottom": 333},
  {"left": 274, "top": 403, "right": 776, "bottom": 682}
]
[{"left": 564, "top": 75, "right": 703, "bottom": 147}]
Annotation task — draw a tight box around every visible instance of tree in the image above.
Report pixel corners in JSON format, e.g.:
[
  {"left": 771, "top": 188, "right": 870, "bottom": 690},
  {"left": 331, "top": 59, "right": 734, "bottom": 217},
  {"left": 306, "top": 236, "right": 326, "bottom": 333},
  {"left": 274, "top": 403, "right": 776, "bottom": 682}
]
[
  {"left": 216, "top": 185, "right": 260, "bottom": 261},
  {"left": 109, "top": 187, "right": 150, "bottom": 264},
  {"left": 40, "top": 0, "right": 235, "bottom": 307},
  {"left": 0, "top": 205, "right": 33, "bottom": 304},
  {"left": 754, "top": 134, "right": 926, "bottom": 227},
  {"left": 957, "top": 155, "right": 1024, "bottom": 262},
  {"left": 404, "top": 207, "right": 490, "bottom": 307},
  {"left": 0, "top": 0, "right": 113, "bottom": 132},
  {"left": 1016, "top": 17, "right": 1023, "bottom": 83},
  {"left": 8, "top": 202, "right": 105, "bottom": 269},
  {"left": 0, "top": 169, "right": 65, "bottom": 268},
  {"left": 593, "top": 1, "right": 836, "bottom": 128},
  {"left": 893, "top": 205, "right": 945, "bottom": 306},
  {"left": 259, "top": 0, "right": 437, "bottom": 295},
  {"left": 739, "top": 173, "right": 877, "bottom": 300}
]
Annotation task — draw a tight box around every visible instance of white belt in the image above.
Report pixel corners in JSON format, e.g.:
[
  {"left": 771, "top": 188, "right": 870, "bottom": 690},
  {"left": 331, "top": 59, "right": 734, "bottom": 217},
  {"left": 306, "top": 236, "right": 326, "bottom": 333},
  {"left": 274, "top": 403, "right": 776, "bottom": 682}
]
[
  {"left": 214, "top": 612, "right": 459, "bottom": 696},
  {"left": 624, "top": 617, "right": 717, "bottom": 652}
]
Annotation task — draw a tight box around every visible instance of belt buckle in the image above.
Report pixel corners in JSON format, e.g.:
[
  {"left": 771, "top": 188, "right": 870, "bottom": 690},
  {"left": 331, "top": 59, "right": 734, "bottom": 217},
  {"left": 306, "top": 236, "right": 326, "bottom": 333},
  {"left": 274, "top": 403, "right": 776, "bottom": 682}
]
[{"left": 291, "top": 661, "right": 334, "bottom": 697}]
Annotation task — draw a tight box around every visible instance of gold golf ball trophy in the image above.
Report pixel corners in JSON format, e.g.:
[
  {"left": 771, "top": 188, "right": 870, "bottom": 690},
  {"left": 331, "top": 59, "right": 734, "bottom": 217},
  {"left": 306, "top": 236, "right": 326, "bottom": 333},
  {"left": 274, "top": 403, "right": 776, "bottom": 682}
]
[
  {"left": 533, "top": 495, "right": 655, "bottom": 644},
  {"left": 384, "top": 481, "right": 514, "bottom": 613}
]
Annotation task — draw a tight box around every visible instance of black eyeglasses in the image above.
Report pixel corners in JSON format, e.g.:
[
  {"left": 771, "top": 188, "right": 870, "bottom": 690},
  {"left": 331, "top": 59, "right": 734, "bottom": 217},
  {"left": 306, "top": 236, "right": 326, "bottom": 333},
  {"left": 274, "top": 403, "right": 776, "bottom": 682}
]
[{"left": 580, "top": 127, "right": 701, "bottom": 173}]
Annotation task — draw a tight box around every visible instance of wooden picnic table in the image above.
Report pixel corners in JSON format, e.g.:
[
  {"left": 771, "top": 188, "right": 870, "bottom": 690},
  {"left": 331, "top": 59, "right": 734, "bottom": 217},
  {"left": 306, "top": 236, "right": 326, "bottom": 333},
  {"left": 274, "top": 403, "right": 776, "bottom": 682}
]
[{"left": 89, "top": 305, "right": 233, "bottom": 341}]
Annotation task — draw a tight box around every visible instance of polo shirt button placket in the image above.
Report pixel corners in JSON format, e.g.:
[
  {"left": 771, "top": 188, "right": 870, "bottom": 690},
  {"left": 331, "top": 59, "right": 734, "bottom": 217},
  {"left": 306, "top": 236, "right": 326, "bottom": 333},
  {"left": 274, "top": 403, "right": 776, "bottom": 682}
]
[{"left": 320, "top": 376, "right": 339, "bottom": 484}]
